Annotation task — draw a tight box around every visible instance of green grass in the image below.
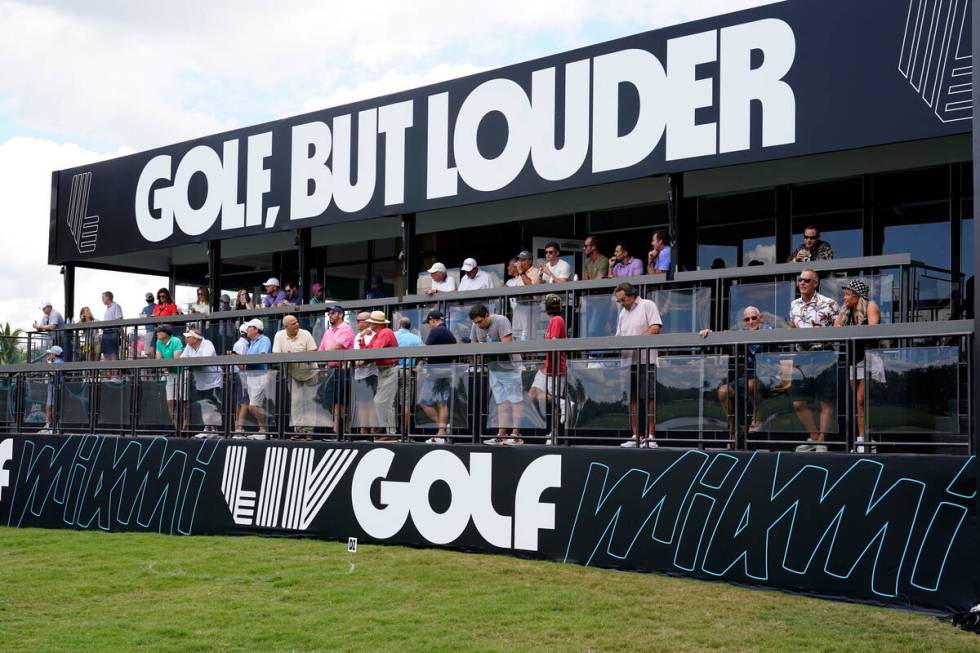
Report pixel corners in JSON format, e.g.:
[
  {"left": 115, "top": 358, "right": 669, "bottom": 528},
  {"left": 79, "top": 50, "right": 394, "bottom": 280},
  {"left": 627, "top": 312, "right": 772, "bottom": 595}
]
[{"left": 0, "top": 527, "right": 976, "bottom": 652}]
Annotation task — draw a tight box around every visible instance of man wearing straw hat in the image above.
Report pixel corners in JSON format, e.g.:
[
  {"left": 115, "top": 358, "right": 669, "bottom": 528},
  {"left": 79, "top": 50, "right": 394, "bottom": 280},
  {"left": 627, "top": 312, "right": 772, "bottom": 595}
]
[{"left": 358, "top": 310, "right": 400, "bottom": 439}]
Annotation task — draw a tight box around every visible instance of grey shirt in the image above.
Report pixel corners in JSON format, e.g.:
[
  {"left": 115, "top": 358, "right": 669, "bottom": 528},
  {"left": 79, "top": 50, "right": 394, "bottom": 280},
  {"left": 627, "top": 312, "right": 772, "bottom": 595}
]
[{"left": 470, "top": 314, "right": 512, "bottom": 343}]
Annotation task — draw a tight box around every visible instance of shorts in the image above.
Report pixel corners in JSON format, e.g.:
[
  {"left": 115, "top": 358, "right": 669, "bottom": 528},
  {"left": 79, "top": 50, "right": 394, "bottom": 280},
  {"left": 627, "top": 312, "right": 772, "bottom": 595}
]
[
  {"left": 420, "top": 376, "right": 451, "bottom": 406},
  {"left": 101, "top": 329, "right": 120, "bottom": 356},
  {"left": 233, "top": 372, "right": 248, "bottom": 405},
  {"left": 165, "top": 375, "right": 180, "bottom": 401},
  {"left": 787, "top": 366, "right": 836, "bottom": 404},
  {"left": 46, "top": 383, "right": 55, "bottom": 407},
  {"left": 530, "top": 370, "right": 564, "bottom": 396},
  {"left": 246, "top": 371, "right": 270, "bottom": 405},
  {"left": 489, "top": 369, "right": 522, "bottom": 405}
]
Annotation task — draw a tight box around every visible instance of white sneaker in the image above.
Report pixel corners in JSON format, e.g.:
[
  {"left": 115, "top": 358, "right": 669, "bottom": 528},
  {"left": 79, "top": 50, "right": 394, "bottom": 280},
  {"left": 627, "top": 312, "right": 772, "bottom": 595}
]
[
  {"left": 247, "top": 433, "right": 268, "bottom": 441},
  {"left": 813, "top": 443, "right": 828, "bottom": 453},
  {"left": 231, "top": 434, "right": 248, "bottom": 440},
  {"left": 643, "top": 438, "right": 659, "bottom": 449},
  {"left": 37, "top": 428, "right": 52, "bottom": 435},
  {"left": 544, "top": 432, "right": 556, "bottom": 446},
  {"left": 620, "top": 437, "right": 641, "bottom": 448},
  {"left": 192, "top": 432, "right": 209, "bottom": 440},
  {"left": 484, "top": 437, "right": 506, "bottom": 445},
  {"left": 795, "top": 439, "right": 823, "bottom": 452},
  {"left": 504, "top": 437, "right": 524, "bottom": 446},
  {"left": 426, "top": 437, "right": 447, "bottom": 444}
]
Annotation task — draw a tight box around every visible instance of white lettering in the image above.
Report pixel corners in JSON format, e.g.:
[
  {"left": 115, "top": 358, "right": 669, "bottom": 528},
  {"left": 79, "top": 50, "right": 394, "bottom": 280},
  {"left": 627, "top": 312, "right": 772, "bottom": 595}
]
[
  {"left": 426, "top": 92, "right": 458, "bottom": 199},
  {"left": 530, "top": 60, "right": 590, "bottom": 180},
  {"left": 289, "top": 121, "right": 333, "bottom": 220},
  {"left": 135, "top": 154, "right": 174, "bottom": 242},
  {"left": 720, "top": 18, "right": 796, "bottom": 153},
  {"left": 332, "top": 109, "right": 377, "bottom": 213},
  {"left": 666, "top": 29, "right": 718, "bottom": 161},
  {"left": 378, "top": 100, "right": 414, "bottom": 206},
  {"left": 592, "top": 48, "right": 668, "bottom": 173}
]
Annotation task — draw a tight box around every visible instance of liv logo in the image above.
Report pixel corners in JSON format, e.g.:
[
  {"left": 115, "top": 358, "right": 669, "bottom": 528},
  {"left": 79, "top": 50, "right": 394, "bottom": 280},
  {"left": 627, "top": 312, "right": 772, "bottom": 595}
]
[
  {"left": 66, "top": 172, "right": 100, "bottom": 253},
  {"left": 0, "top": 438, "right": 11, "bottom": 502},
  {"left": 221, "top": 445, "right": 357, "bottom": 531}
]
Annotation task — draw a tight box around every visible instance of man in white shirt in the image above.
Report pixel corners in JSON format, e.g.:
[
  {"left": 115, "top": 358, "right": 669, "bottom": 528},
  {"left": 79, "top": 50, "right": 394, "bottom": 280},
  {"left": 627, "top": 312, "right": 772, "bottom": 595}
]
[
  {"left": 457, "top": 258, "right": 494, "bottom": 291},
  {"left": 423, "top": 262, "right": 457, "bottom": 295},
  {"left": 538, "top": 241, "right": 572, "bottom": 283},
  {"left": 613, "top": 282, "right": 662, "bottom": 448},
  {"left": 273, "top": 314, "right": 322, "bottom": 437},
  {"left": 181, "top": 329, "right": 223, "bottom": 436},
  {"left": 100, "top": 291, "right": 124, "bottom": 362}
]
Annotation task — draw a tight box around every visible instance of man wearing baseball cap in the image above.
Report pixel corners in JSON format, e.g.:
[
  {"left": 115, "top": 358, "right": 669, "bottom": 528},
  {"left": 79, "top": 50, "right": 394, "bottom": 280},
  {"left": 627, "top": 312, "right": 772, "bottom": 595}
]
[
  {"left": 309, "top": 283, "right": 325, "bottom": 304},
  {"left": 180, "top": 329, "right": 223, "bottom": 437},
  {"left": 238, "top": 318, "right": 272, "bottom": 438},
  {"left": 423, "top": 262, "right": 457, "bottom": 295},
  {"left": 417, "top": 310, "right": 457, "bottom": 442},
  {"left": 262, "top": 278, "right": 288, "bottom": 307},
  {"left": 457, "top": 258, "right": 494, "bottom": 292},
  {"left": 516, "top": 251, "right": 543, "bottom": 285},
  {"left": 39, "top": 345, "right": 64, "bottom": 434},
  {"left": 319, "top": 305, "right": 354, "bottom": 436},
  {"left": 231, "top": 322, "right": 251, "bottom": 432},
  {"left": 33, "top": 301, "right": 65, "bottom": 355}
]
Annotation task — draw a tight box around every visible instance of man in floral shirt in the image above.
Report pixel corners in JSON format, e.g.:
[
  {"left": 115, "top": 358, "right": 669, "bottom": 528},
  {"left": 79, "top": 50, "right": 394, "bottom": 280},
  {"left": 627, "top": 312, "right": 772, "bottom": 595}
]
[
  {"left": 788, "top": 269, "right": 838, "bottom": 328},
  {"left": 786, "top": 268, "right": 839, "bottom": 452}
]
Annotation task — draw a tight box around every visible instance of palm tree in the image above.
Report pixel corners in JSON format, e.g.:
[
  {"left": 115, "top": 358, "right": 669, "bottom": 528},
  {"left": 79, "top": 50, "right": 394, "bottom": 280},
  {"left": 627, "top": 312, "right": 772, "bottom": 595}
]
[{"left": 0, "top": 322, "right": 26, "bottom": 365}]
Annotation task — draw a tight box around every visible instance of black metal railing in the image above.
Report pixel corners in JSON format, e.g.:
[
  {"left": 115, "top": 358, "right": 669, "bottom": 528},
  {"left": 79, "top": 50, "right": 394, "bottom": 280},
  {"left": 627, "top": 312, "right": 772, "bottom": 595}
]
[{"left": 1, "top": 320, "right": 972, "bottom": 455}]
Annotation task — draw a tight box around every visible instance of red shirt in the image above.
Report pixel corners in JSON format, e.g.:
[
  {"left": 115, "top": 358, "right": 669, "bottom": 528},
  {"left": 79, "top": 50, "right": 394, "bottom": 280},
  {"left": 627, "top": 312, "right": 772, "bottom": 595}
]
[
  {"left": 543, "top": 315, "right": 566, "bottom": 375},
  {"left": 364, "top": 327, "right": 398, "bottom": 366},
  {"left": 153, "top": 303, "right": 179, "bottom": 317}
]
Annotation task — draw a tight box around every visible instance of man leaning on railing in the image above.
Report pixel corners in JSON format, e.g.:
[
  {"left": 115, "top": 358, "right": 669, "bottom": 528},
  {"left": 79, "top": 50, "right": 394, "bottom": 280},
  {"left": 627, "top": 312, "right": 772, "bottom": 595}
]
[{"left": 614, "top": 282, "right": 662, "bottom": 448}]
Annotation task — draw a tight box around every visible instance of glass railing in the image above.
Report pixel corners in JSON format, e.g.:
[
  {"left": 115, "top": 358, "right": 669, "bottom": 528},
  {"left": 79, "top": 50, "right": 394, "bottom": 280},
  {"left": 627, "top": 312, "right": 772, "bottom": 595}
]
[{"left": 0, "top": 320, "right": 971, "bottom": 455}]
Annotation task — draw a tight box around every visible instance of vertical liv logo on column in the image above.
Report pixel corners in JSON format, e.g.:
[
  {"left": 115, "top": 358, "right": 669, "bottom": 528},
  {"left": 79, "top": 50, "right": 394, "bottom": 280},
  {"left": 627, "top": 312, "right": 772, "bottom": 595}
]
[
  {"left": 67, "top": 172, "right": 100, "bottom": 254},
  {"left": 221, "top": 445, "right": 357, "bottom": 531}
]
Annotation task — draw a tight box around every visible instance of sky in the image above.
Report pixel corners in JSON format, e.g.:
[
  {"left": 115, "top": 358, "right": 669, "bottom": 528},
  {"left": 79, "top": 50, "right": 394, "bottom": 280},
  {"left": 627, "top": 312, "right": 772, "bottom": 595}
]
[{"left": 0, "top": 0, "right": 781, "bottom": 331}]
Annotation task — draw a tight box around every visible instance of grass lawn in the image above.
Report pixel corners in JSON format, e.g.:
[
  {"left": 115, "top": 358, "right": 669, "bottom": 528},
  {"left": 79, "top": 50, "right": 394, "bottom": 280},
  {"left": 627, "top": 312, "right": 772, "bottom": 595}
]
[{"left": 0, "top": 527, "right": 976, "bottom": 652}]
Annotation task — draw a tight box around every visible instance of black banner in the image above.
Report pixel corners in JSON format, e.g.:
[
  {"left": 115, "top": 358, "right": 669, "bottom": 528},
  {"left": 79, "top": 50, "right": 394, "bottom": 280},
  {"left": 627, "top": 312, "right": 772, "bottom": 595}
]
[
  {"left": 51, "top": 0, "right": 972, "bottom": 263},
  {"left": 1, "top": 434, "right": 977, "bottom": 614}
]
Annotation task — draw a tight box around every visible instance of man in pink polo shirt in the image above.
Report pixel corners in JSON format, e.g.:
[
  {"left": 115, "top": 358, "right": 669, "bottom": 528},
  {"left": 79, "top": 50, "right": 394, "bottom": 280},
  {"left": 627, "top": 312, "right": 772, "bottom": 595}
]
[
  {"left": 613, "top": 282, "right": 662, "bottom": 448},
  {"left": 319, "top": 305, "right": 355, "bottom": 436}
]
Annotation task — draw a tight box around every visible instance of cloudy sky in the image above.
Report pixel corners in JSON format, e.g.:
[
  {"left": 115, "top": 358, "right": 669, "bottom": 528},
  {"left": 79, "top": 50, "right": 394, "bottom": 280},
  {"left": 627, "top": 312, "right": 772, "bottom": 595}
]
[{"left": 0, "top": 0, "right": 779, "bottom": 331}]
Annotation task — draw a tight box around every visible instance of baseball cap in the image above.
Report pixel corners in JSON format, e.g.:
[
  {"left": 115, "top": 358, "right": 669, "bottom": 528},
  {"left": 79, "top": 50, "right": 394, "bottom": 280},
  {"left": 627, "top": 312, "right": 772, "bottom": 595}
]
[
  {"left": 145, "top": 293, "right": 155, "bottom": 302},
  {"left": 327, "top": 304, "right": 345, "bottom": 314},
  {"left": 238, "top": 323, "right": 249, "bottom": 334},
  {"left": 427, "top": 262, "right": 447, "bottom": 274},
  {"left": 311, "top": 282, "right": 323, "bottom": 293},
  {"left": 517, "top": 250, "right": 532, "bottom": 261},
  {"left": 46, "top": 345, "right": 63, "bottom": 356},
  {"left": 184, "top": 329, "right": 203, "bottom": 340},
  {"left": 461, "top": 258, "right": 477, "bottom": 272},
  {"left": 38, "top": 300, "right": 52, "bottom": 309},
  {"left": 220, "top": 293, "right": 231, "bottom": 303},
  {"left": 245, "top": 318, "right": 264, "bottom": 331},
  {"left": 425, "top": 310, "right": 445, "bottom": 321},
  {"left": 263, "top": 277, "right": 280, "bottom": 287}
]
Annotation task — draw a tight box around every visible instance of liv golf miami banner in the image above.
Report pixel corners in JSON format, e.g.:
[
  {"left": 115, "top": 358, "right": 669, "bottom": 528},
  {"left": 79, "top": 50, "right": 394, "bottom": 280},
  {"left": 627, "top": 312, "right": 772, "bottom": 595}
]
[
  {"left": 2, "top": 435, "right": 977, "bottom": 614},
  {"left": 51, "top": 0, "right": 972, "bottom": 262}
]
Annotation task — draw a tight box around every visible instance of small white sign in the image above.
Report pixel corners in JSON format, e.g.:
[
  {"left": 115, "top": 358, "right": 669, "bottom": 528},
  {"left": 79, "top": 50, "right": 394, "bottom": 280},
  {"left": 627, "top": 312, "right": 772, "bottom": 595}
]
[{"left": 347, "top": 537, "right": 358, "bottom": 553}]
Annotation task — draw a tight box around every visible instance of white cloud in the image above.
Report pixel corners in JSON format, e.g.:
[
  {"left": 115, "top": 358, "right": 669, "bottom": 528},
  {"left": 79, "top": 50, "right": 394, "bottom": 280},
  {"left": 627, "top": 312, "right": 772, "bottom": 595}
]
[{"left": 0, "top": 136, "right": 167, "bottom": 332}]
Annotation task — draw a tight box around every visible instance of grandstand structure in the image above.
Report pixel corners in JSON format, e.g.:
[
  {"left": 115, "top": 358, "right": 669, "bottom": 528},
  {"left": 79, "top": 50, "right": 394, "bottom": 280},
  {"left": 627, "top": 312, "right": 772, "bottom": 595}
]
[{"left": 1, "top": 0, "right": 978, "bottom": 615}]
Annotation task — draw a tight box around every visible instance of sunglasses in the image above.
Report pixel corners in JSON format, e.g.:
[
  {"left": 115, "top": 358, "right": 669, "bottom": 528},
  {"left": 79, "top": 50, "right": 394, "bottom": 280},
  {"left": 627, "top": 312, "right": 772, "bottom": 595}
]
[
  {"left": 797, "top": 277, "right": 817, "bottom": 284},
  {"left": 803, "top": 234, "right": 819, "bottom": 241},
  {"left": 545, "top": 249, "right": 557, "bottom": 255},
  {"left": 743, "top": 316, "right": 760, "bottom": 322}
]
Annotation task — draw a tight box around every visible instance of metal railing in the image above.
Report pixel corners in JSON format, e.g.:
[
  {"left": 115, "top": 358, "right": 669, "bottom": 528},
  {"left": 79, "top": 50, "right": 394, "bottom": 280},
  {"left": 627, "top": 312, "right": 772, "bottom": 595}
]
[
  {"left": 12, "top": 254, "right": 961, "bottom": 365},
  {"left": 1, "top": 320, "right": 972, "bottom": 455}
]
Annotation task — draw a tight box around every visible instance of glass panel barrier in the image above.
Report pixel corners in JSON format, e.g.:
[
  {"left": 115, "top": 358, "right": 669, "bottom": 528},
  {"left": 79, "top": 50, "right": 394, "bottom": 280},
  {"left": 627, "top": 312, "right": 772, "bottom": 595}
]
[
  {"left": 655, "top": 355, "right": 732, "bottom": 433},
  {"left": 819, "top": 274, "right": 896, "bottom": 324},
  {"left": 509, "top": 298, "right": 551, "bottom": 341},
  {"left": 867, "top": 347, "right": 960, "bottom": 435},
  {"left": 565, "top": 357, "right": 630, "bottom": 431},
  {"left": 414, "top": 363, "right": 470, "bottom": 433},
  {"left": 0, "top": 374, "right": 14, "bottom": 427},
  {"left": 579, "top": 294, "right": 618, "bottom": 337},
  {"left": 729, "top": 281, "right": 795, "bottom": 328},
  {"left": 283, "top": 366, "right": 334, "bottom": 435},
  {"left": 392, "top": 305, "right": 437, "bottom": 343},
  {"left": 484, "top": 360, "right": 547, "bottom": 433},
  {"left": 136, "top": 368, "right": 176, "bottom": 433},
  {"left": 184, "top": 365, "right": 225, "bottom": 436},
  {"left": 22, "top": 373, "right": 51, "bottom": 427},
  {"left": 448, "top": 302, "right": 499, "bottom": 343},
  {"left": 648, "top": 288, "right": 711, "bottom": 333},
  {"left": 235, "top": 369, "right": 278, "bottom": 436},
  {"left": 754, "top": 351, "right": 839, "bottom": 437},
  {"left": 96, "top": 372, "right": 133, "bottom": 431}
]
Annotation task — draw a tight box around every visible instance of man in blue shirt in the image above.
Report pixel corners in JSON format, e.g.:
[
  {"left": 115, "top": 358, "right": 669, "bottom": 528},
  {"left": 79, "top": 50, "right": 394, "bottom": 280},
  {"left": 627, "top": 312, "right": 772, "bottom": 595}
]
[
  {"left": 240, "top": 318, "right": 272, "bottom": 438},
  {"left": 418, "top": 310, "right": 457, "bottom": 442},
  {"left": 262, "top": 278, "right": 288, "bottom": 307},
  {"left": 40, "top": 345, "right": 64, "bottom": 433},
  {"left": 647, "top": 230, "right": 672, "bottom": 277},
  {"left": 394, "top": 317, "right": 423, "bottom": 369}
]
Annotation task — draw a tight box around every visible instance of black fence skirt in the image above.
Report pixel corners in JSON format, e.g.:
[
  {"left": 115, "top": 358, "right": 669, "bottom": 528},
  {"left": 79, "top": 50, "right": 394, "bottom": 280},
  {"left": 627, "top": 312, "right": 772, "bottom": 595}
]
[{"left": 1, "top": 434, "right": 977, "bottom": 614}]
